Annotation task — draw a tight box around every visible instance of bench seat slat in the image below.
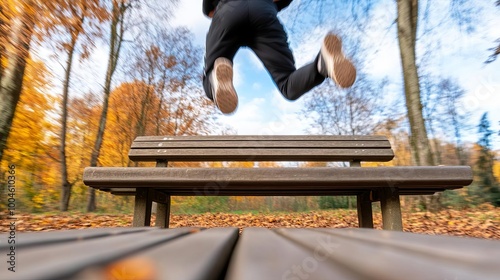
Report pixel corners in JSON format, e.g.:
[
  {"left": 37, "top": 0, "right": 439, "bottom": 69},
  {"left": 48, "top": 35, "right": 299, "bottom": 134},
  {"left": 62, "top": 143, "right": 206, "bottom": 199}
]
[
  {"left": 0, "top": 228, "right": 196, "bottom": 280},
  {"left": 84, "top": 166, "right": 472, "bottom": 189},
  {"left": 128, "top": 148, "right": 394, "bottom": 162},
  {"left": 314, "top": 228, "right": 500, "bottom": 264},
  {"left": 0, "top": 227, "right": 153, "bottom": 250},
  {"left": 225, "top": 228, "right": 357, "bottom": 279},
  {"left": 116, "top": 228, "right": 239, "bottom": 280},
  {"left": 264, "top": 228, "right": 500, "bottom": 280}
]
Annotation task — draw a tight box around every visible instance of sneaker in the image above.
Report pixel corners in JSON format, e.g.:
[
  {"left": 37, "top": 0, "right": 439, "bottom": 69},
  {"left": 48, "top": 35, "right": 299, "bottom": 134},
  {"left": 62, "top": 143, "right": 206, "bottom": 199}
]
[
  {"left": 211, "top": 57, "right": 238, "bottom": 114},
  {"left": 318, "top": 33, "right": 356, "bottom": 88}
]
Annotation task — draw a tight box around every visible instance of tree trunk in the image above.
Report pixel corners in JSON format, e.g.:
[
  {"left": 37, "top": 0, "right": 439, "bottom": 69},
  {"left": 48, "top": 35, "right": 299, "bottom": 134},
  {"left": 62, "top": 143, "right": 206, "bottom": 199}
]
[
  {"left": 60, "top": 29, "right": 80, "bottom": 212},
  {"left": 0, "top": 5, "right": 7, "bottom": 88},
  {"left": 451, "top": 113, "right": 467, "bottom": 165},
  {"left": 136, "top": 86, "right": 152, "bottom": 137},
  {"left": 396, "top": 0, "right": 434, "bottom": 166},
  {"left": 87, "top": 1, "right": 126, "bottom": 212},
  {"left": 0, "top": 10, "right": 34, "bottom": 162}
]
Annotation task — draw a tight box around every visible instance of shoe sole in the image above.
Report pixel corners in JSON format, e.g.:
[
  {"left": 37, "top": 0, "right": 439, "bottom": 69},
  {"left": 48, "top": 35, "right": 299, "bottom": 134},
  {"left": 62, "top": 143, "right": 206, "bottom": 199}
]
[
  {"left": 213, "top": 58, "right": 238, "bottom": 115},
  {"left": 321, "top": 34, "right": 356, "bottom": 88}
]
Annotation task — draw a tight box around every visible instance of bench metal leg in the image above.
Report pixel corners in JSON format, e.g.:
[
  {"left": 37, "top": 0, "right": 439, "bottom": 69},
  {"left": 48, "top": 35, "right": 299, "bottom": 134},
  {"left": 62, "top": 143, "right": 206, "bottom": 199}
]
[
  {"left": 133, "top": 188, "right": 152, "bottom": 227},
  {"left": 357, "top": 192, "right": 374, "bottom": 228},
  {"left": 380, "top": 187, "right": 403, "bottom": 231},
  {"left": 156, "top": 196, "right": 171, "bottom": 228}
]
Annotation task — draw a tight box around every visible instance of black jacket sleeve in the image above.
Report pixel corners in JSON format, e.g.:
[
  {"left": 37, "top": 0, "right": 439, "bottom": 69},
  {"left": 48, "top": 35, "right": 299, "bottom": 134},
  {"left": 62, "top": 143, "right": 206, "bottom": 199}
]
[
  {"left": 203, "top": 0, "right": 219, "bottom": 16},
  {"left": 275, "top": 0, "right": 293, "bottom": 12}
]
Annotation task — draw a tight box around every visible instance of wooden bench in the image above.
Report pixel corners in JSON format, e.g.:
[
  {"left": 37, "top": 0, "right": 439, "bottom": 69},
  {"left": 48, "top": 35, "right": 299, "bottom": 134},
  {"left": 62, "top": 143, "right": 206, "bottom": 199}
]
[
  {"left": 83, "top": 135, "right": 473, "bottom": 230},
  {"left": 2, "top": 227, "right": 499, "bottom": 279}
]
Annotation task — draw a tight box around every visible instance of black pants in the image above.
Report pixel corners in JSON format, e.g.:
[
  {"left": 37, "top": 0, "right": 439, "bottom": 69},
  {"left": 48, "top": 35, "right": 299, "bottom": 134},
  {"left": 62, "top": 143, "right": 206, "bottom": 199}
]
[{"left": 203, "top": 0, "right": 325, "bottom": 101}]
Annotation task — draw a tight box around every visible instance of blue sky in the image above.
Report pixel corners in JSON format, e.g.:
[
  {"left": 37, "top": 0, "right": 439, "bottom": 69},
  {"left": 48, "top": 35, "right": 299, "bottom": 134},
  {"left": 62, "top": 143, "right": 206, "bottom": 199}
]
[{"left": 169, "top": 0, "right": 500, "bottom": 147}]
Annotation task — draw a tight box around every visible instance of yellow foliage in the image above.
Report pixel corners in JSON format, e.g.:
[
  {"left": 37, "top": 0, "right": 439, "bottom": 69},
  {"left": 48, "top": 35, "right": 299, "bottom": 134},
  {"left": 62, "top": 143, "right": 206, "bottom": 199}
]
[
  {"left": 300, "top": 162, "right": 327, "bottom": 167},
  {"left": 372, "top": 117, "right": 412, "bottom": 166},
  {"left": 494, "top": 159, "right": 500, "bottom": 181},
  {"left": 3, "top": 59, "right": 54, "bottom": 163},
  {"left": 32, "top": 193, "right": 45, "bottom": 210},
  {"left": 2, "top": 58, "right": 58, "bottom": 211},
  {"left": 99, "top": 82, "right": 159, "bottom": 167},
  {"left": 227, "top": 161, "right": 254, "bottom": 168},
  {"left": 66, "top": 92, "right": 101, "bottom": 181}
]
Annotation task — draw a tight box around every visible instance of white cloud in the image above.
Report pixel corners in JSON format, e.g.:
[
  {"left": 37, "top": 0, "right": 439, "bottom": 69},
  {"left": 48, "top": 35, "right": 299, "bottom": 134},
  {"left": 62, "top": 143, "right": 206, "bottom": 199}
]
[
  {"left": 292, "top": 26, "right": 327, "bottom": 67},
  {"left": 218, "top": 97, "right": 268, "bottom": 135},
  {"left": 232, "top": 61, "right": 244, "bottom": 88},
  {"left": 218, "top": 88, "right": 313, "bottom": 136},
  {"left": 171, "top": 1, "right": 210, "bottom": 45},
  {"left": 364, "top": 41, "right": 402, "bottom": 81},
  {"left": 252, "top": 83, "right": 262, "bottom": 90},
  {"left": 270, "top": 90, "right": 314, "bottom": 134}
]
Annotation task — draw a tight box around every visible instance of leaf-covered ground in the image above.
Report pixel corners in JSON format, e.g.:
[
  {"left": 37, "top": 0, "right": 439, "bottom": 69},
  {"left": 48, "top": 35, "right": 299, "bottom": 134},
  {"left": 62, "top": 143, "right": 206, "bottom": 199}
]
[{"left": 1, "top": 208, "right": 499, "bottom": 239}]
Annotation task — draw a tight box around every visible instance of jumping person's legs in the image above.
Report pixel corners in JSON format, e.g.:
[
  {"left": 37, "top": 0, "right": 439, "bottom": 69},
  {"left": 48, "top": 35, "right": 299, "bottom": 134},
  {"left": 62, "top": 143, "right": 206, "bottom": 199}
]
[
  {"left": 247, "top": 0, "right": 325, "bottom": 101},
  {"left": 210, "top": 57, "right": 238, "bottom": 114},
  {"left": 203, "top": 0, "right": 357, "bottom": 113},
  {"left": 203, "top": 0, "right": 249, "bottom": 114},
  {"left": 318, "top": 33, "right": 357, "bottom": 88}
]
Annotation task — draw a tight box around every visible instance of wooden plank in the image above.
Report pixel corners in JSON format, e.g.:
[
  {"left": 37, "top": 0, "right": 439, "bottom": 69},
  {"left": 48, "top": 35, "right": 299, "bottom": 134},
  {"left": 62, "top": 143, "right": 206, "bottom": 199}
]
[
  {"left": 308, "top": 228, "right": 500, "bottom": 280},
  {"left": 128, "top": 148, "right": 395, "bottom": 162},
  {"left": 84, "top": 166, "right": 473, "bottom": 189},
  {"left": 104, "top": 228, "right": 238, "bottom": 280},
  {"left": 0, "top": 228, "right": 196, "bottom": 280},
  {"left": 323, "top": 228, "right": 500, "bottom": 260},
  {"left": 0, "top": 227, "right": 152, "bottom": 250},
  {"left": 225, "top": 228, "right": 357, "bottom": 280},
  {"left": 131, "top": 140, "right": 392, "bottom": 149},
  {"left": 134, "top": 135, "right": 389, "bottom": 142}
]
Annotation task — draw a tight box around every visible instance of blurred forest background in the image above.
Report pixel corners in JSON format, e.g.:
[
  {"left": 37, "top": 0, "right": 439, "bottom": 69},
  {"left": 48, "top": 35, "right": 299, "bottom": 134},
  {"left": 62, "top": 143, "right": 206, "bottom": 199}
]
[{"left": 0, "top": 0, "right": 499, "bottom": 215}]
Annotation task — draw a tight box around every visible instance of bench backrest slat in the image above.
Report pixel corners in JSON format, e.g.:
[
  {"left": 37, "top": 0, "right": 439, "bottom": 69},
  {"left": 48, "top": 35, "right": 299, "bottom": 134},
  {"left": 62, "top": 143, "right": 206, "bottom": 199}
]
[
  {"left": 131, "top": 140, "right": 391, "bottom": 149},
  {"left": 128, "top": 135, "right": 394, "bottom": 162},
  {"left": 133, "top": 135, "right": 389, "bottom": 141}
]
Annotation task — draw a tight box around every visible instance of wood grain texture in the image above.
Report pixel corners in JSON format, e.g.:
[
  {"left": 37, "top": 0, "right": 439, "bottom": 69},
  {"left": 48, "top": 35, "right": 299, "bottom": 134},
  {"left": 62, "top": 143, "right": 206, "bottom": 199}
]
[
  {"left": 128, "top": 148, "right": 395, "bottom": 162},
  {"left": 133, "top": 135, "right": 389, "bottom": 142},
  {"left": 3, "top": 227, "right": 499, "bottom": 280},
  {"left": 84, "top": 166, "right": 473, "bottom": 190}
]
